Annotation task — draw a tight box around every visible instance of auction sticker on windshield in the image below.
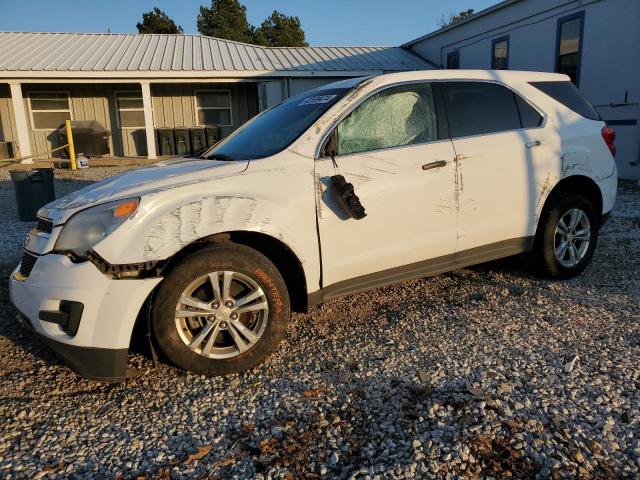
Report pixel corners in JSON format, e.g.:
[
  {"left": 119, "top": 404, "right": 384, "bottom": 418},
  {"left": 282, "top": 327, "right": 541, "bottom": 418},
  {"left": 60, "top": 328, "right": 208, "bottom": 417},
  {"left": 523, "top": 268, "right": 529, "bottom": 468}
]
[{"left": 299, "top": 95, "right": 337, "bottom": 106}]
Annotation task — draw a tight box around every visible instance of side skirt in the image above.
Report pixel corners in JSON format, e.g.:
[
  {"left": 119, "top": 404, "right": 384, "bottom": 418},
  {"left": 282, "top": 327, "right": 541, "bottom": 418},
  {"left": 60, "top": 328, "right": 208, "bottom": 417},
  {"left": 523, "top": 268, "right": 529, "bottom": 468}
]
[{"left": 307, "top": 237, "right": 534, "bottom": 307}]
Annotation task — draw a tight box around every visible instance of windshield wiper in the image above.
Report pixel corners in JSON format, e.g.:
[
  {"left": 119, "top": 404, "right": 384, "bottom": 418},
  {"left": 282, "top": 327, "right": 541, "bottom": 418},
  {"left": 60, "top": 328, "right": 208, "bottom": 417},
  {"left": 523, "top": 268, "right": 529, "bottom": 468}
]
[{"left": 207, "top": 153, "right": 235, "bottom": 161}]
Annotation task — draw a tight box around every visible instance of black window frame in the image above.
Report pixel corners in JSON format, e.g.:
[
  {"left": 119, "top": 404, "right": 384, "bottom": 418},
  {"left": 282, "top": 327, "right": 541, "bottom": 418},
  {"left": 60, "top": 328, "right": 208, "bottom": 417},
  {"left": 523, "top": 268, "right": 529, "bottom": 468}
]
[
  {"left": 446, "top": 51, "right": 460, "bottom": 69},
  {"left": 555, "top": 11, "right": 585, "bottom": 86},
  {"left": 491, "top": 35, "right": 510, "bottom": 70}
]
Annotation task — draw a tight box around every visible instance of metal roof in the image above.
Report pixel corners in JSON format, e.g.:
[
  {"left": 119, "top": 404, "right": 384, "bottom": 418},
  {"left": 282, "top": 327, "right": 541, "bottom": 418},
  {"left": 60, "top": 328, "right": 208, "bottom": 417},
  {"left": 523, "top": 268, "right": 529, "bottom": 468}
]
[{"left": 0, "top": 32, "right": 431, "bottom": 78}]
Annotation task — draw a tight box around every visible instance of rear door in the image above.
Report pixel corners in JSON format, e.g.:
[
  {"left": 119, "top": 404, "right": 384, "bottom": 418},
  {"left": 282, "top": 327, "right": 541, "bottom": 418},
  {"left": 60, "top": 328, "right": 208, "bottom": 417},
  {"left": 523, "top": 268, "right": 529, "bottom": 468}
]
[
  {"left": 442, "top": 81, "right": 554, "bottom": 254},
  {"left": 315, "top": 82, "right": 458, "bottom": 288}
]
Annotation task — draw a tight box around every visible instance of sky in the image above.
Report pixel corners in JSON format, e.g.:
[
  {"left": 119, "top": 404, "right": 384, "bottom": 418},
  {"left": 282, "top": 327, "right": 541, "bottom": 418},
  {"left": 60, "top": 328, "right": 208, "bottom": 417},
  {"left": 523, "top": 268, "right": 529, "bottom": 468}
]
[{"left": 0, "top": 0, "right": 497, "bottom": 46}]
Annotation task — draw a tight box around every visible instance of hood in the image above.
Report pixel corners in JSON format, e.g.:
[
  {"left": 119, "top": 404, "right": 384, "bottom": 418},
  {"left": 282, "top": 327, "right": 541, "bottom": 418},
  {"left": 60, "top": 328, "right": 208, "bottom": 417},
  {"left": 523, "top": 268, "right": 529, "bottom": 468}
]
[{"left": 40, "top": 158, "right": 249, "bottom": 222}]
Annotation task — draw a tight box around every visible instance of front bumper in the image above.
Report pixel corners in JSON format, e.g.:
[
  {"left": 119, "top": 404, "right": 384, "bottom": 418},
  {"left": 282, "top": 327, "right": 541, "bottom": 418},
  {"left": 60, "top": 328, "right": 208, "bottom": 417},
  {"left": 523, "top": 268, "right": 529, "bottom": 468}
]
[{"left": 9, "top": 253, "right": 162, "bottom": 381}]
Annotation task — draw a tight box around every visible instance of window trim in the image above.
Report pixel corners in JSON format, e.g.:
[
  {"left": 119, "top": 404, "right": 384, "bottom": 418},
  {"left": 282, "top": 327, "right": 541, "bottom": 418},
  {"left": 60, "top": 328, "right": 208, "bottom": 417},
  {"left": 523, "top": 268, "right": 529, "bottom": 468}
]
[
  {"left": 28, "top": 90, "right": 73, "bottom": 131},
  {"left": 315, "top": 79, "right": 547, "bottom": 158},
  {"left": 446, "top": 51, "right": 460, "bottom": 69},
  {"left": 555, "top": 11, "right": 585, "bottom": 86},
  {"left": 114, "top": 90, "right": 146, "bottom": 129},
  {"left": 491, "top": 35, "right": 510, "bottom": 70},
  {"left": 194, "top": 89, "right": 233, "bottom": 127}
]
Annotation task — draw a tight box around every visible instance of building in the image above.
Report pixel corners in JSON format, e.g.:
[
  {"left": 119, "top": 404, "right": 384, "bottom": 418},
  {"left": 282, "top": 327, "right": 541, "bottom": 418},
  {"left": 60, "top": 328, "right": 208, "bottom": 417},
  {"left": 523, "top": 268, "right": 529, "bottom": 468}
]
[
  {"left": 403, "top": 0, "right": 640, "bottom": 180},
  {"left": 0, "top": 32, "right": 431, "bottom": 161}
]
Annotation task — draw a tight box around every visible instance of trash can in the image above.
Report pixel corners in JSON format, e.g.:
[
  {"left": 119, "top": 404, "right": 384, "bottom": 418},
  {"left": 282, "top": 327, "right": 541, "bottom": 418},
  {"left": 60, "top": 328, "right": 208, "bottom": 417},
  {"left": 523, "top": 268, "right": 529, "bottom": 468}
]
[
  {"left": 174, "top": 127, "right": 190, "bottom": 155},
  {"left": 10, "top": 168, "right": 56, "bottom": 221},
  {"left": 157, "top": 128, "right": 175, "bottom": 156},
  {"left": 189, "top": 127, "right": 207, "bottom": 156},
  {"left": 205, "top": 126, "right": 221, "bottom": 147},
  {"left": 57, "top": 120, "right": 111, "bottom": 157}
]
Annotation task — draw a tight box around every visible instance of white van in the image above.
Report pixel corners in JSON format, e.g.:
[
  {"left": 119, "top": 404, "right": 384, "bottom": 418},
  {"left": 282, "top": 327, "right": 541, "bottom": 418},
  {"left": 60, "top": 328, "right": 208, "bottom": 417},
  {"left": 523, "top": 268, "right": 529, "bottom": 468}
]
[{"left": 10, "top": 70, "right": 617, "bottom": 381}]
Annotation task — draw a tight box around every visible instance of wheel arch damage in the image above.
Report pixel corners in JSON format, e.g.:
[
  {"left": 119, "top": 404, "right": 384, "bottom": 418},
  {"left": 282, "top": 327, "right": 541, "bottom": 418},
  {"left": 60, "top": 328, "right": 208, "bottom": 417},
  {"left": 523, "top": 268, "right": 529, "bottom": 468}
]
[
  {"left": 127, "top": 230, "right": 310, "bottom": 354},
  {"left": 536, "top": 175, "right": 604, "bottom": 230}
]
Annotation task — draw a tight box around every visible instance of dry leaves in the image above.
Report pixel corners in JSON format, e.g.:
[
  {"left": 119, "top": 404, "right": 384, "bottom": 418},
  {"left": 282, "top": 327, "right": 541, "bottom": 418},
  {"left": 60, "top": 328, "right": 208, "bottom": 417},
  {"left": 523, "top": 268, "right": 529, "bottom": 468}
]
[
  {"left": 302, "top": 386, "right": 329, "bottom": 398},
  {"left": 183, "top": 445, "right": 212, "bottom": 465}
]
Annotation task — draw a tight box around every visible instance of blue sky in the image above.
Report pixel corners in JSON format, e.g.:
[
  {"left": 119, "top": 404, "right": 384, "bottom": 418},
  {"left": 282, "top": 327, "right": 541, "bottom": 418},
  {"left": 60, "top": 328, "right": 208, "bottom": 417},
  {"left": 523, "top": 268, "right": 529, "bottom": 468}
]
[{"left": 0, "top": 0, "right": 496, "bottom": 46}]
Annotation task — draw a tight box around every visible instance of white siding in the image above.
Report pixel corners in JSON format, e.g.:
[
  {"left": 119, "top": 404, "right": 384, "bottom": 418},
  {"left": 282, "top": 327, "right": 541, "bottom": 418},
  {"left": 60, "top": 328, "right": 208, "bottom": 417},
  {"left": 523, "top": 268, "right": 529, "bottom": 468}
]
[{"left": 407, "top": 0, "right": 640, "bottom": 179}]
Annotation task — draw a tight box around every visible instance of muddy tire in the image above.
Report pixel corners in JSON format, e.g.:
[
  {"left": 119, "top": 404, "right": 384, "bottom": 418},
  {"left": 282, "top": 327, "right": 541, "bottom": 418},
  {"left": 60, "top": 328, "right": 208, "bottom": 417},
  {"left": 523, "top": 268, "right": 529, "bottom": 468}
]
[
  {"left": 530, "top": 192, "right": 598, "bottom": 279},
  {"left": 152, "top": 243, "right": 289, "bottom": 376}
]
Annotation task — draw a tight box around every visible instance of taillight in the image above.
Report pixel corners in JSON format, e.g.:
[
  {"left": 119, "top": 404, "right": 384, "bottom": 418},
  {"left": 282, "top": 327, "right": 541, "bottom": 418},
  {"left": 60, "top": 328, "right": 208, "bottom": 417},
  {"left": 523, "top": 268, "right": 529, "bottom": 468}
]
[{"left": 601, "top": 126, "right": 616, "bottom": 156}]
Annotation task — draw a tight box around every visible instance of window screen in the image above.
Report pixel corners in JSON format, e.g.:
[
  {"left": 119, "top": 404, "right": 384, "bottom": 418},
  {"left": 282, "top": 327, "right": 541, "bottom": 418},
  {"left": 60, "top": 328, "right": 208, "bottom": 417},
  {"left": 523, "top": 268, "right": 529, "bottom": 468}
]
[
  {"left": 556, "top": 14, "right": 583, "bottom": 84},
  {"left": 444, "top": 82, "right": 521, "bottom": 138},
  {"left": 492, "top": 37, "right": 509, "bottom": 70},
  {"left": 29, "top": 92, "right": 71, "bottom": 129},
  {"left": 116, "top": 92, "right": 145, "bottom": 128},
  {"left": 529, "top": 81, "right": 599, "bottom": 120},
  {"left": 337, "top": 83, "right": 438, "bottom": 156},
  {"left": 196, "top": 91, "right": 232, "bottom": 126},
  {"left": 515, "top": 96, "right": 543, "bottom": 128}
]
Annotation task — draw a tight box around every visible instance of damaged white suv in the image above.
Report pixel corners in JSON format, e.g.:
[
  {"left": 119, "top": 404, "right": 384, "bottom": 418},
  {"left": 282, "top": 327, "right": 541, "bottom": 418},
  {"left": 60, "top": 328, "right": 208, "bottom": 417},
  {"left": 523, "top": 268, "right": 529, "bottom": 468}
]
[{"left": 10, "top": 71, "right": 617, "bottom": 381}]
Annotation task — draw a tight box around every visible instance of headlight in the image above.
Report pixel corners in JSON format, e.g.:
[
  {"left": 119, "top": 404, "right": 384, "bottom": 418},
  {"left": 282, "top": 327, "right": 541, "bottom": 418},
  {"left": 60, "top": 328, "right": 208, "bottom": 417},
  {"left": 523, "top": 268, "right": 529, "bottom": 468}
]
[{"left": 54, "top": 198, "right": 139, "bottom": 258}]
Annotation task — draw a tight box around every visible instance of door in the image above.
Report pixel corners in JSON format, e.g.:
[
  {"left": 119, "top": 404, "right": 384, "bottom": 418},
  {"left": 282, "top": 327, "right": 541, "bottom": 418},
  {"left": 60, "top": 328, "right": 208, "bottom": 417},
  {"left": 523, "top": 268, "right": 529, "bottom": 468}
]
[
  {"left": 442, "top": 81, "right": 554, "bottom": 254},
  {"left": 315, "top": 82, "right": 458, "bottom": 288}
]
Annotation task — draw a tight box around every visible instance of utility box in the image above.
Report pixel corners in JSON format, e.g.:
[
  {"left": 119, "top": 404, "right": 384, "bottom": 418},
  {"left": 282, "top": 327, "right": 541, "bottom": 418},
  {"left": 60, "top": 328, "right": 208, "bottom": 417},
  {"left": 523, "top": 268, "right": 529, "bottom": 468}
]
[
  {"left": 205, "top": 126, "right": 221, "bottom": 148},
  {"left": 189, "top": 127, "right": 206, "bottom": 156},
  {"left": 157, "top": 128, "right": 175, "bottom": 156},
  {"left": 57, "top": 121, "right": 110, "bottom": 157},
  {"left": 174, "top": 127, "right": 190, "bottom": 155}
]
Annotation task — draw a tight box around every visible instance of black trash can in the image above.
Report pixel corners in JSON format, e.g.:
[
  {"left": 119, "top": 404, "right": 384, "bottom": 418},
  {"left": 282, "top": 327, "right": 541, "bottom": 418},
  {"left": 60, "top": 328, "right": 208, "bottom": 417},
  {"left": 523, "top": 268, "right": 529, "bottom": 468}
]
[
  {"left": 205, "top": 126, "right": 221, "bottom": 147},
  {"left": 10, "top": 168, "right": 56, "bottom": 221},
  {"left": 189, "top": 127, "right": 206, "bottom": 156},
  {"left": 174, "top": 127, "right": 190, "bottom": 155},
  {"left": 157, "top": 128, "right": 175, "bottom": 156}
]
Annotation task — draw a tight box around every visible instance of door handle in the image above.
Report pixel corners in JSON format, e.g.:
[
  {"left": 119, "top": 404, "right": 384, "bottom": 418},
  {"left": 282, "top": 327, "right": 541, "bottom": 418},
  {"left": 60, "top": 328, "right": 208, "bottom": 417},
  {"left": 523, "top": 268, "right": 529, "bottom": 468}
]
[
  {"left": 422, "top": 160, "right": 448, "bottom": 170},
  {"left": 526, "top": 139, "right": 542, "bottom": 148}
]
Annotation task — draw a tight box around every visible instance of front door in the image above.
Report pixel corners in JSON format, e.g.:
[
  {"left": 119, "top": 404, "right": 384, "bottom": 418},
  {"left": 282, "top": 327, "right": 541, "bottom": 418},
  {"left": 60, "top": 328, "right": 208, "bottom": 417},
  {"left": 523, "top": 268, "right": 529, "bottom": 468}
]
[{"left": 315, "top": 82, "right": 458, "bottom": 290}]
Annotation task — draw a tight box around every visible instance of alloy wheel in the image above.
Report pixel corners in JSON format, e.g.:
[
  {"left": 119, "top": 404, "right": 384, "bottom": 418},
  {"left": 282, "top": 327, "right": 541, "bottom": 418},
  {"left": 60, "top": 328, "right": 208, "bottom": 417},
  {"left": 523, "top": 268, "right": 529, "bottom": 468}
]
[
  {"left": 554, "top": 208, "right": 591, "bottom": 268},
  {"left": 174, "top": 271, "right": 269, "bottom": 359}
]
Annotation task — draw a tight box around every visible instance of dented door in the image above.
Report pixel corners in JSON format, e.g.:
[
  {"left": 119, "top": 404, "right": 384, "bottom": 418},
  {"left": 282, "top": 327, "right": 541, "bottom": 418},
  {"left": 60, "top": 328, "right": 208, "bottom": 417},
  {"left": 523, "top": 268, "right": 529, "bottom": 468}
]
[{"left": 314, "top": 82, "right": 458, "bottom": 287}]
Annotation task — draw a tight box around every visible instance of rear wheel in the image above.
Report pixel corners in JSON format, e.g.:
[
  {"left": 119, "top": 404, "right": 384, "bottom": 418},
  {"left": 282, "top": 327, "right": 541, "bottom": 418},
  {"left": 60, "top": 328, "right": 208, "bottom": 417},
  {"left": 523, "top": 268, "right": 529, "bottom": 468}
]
[
  {"left": 531, "top": 192, "right": 598, "bottom": 279},
  {"left": 152, "top": 244, "right": 290, "bottom": 375}
]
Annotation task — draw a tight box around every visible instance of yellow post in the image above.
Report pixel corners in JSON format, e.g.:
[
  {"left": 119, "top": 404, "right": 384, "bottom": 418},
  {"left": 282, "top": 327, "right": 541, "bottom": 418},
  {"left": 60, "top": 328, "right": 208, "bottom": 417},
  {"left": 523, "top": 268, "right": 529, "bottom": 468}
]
[{"left": 65, "top": 119, "right": 77, "bottom": 170}]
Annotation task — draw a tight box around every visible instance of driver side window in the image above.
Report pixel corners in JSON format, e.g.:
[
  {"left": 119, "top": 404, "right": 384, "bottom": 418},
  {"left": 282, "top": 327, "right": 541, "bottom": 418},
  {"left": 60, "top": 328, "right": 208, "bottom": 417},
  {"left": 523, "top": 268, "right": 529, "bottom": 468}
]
[{"left": 335, "top": 83, "right": 438, "bottom": 156}]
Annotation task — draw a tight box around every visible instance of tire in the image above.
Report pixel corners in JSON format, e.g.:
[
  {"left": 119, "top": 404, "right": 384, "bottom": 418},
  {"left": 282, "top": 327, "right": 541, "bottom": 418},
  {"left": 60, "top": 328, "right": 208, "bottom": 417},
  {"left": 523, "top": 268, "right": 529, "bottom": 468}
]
[
  {"left": 152, "top": 243, "right": 290, "bottom": 376},
  {"left": 530, "top": 192, "right": 599, "bottom": 279}
]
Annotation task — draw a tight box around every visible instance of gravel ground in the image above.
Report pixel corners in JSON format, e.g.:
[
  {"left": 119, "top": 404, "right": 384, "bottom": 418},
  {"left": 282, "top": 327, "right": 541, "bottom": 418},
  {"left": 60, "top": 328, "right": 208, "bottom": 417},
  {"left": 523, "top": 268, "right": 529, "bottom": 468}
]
[{"left": 0, "top": 168, "right": 638, "bottom": 479}]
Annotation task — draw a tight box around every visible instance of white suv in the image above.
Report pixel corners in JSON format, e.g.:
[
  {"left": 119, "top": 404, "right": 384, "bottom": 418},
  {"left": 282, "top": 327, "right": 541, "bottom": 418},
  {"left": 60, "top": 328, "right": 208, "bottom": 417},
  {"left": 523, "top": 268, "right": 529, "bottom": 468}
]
[{"left": 10, "top": 71, "right": 617, "bottom": 381}]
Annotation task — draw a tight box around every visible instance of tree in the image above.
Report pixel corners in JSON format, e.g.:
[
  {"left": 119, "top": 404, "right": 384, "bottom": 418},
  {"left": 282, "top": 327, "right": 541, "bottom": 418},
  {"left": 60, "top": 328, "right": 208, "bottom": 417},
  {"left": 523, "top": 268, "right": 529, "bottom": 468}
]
[
  {"left": 197, "top": 0, "right": 253, "bottom": 43},
  {"left": 136, "top": 7, "right": 183, "bottom": 34},
  {"left": 253, "top": 11, "right": 308, "bottom": 47},
  {"left": 438, "top": 9, "right": 475, "bottom": 29}
]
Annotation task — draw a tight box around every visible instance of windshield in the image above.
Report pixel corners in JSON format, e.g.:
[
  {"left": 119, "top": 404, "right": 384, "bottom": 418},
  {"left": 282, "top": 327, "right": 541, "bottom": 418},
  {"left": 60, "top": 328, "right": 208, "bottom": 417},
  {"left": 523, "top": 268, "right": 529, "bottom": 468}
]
[{"left": 205, "top": 87, "right": 349, "bottom": 160}]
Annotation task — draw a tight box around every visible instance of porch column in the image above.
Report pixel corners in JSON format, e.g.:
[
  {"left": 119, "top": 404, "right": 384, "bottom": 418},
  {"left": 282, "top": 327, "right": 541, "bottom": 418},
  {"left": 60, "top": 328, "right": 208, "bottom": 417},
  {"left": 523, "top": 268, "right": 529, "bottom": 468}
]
[
  {"left": 8, "top": 82, "right": 33, "bottom": 163},
  {"left": 140, "top": 81, "right": 157, "bottom": 160}
]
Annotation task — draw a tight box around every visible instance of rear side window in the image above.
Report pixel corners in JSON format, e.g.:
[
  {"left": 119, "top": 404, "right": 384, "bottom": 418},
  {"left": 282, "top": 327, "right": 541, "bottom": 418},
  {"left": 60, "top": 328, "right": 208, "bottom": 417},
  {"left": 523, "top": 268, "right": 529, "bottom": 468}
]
[
  {"left": 529, "top": 81, "right": 599, "bottom": 120},
  {"left": 515, "top": 96, "right": 543, "bottom": 128},
  {"left": 444, "top": 82, "right": 521, "bottom": 137}
]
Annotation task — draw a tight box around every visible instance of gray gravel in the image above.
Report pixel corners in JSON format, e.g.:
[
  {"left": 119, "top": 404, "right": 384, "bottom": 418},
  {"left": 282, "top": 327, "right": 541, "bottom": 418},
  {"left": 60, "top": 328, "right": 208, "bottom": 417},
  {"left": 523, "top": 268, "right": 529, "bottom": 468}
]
[{"left": 0, "top": 169, "right": 638, "bottom": 479}]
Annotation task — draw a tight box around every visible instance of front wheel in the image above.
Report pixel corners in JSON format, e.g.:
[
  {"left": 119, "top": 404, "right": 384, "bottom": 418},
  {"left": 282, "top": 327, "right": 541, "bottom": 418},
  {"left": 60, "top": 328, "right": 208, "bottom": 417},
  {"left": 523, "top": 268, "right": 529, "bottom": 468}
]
[
  {"left": 531, "top": 192, "right": 599, "bottom": 279},
  {"left": 152, "top": 243, "right": 290, "bottom": 375}
]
